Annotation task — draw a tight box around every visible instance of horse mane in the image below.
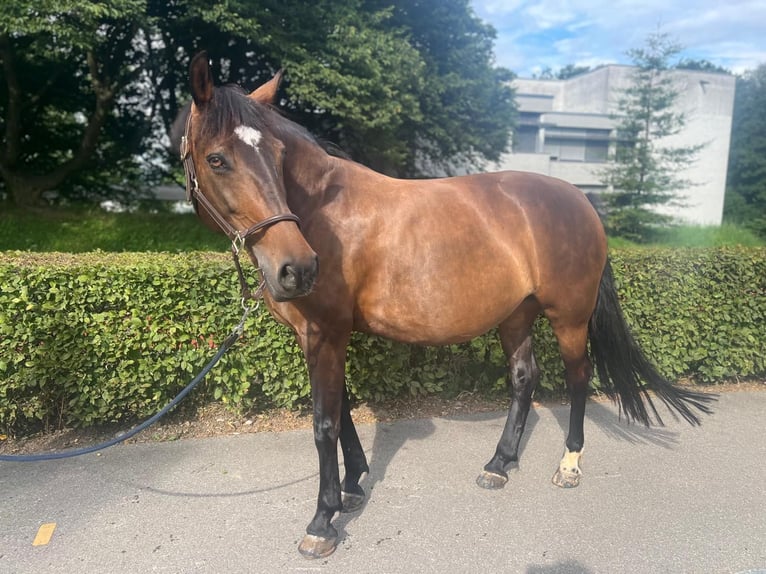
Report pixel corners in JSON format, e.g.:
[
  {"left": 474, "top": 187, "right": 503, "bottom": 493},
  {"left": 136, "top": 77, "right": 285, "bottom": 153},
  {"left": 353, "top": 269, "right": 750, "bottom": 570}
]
[{"left": 170, "top": 84, "right": 349, "bottom": 160}]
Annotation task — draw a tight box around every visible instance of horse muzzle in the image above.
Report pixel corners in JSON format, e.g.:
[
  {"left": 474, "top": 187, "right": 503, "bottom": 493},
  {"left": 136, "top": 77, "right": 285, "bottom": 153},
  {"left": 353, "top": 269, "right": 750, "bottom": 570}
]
[{"left": 268, "top": 254, "right": 319, "bottom": 301}]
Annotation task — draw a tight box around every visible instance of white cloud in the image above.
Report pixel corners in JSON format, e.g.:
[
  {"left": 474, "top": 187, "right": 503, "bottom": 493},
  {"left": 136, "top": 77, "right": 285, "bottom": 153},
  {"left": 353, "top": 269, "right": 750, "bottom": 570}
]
[
  {"left": 522, "top": 1, "right": 581, "bottom": 30},
  {"left": 474, "top": 0, "right": 527, "bottom": 16},
  {"left": 471, "top": 0, "right": 766, "bottom": 76}
]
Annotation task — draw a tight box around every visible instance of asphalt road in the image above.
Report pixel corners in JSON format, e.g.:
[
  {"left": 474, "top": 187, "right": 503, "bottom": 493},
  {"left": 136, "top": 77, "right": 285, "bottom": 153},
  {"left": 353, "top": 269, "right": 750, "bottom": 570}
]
[{"left": 2, "top": 390, "right": 765, "bottom": 574}]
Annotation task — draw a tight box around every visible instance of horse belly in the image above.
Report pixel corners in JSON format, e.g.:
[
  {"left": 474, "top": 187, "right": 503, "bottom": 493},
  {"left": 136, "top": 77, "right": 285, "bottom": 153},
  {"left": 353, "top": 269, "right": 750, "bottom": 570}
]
[
  {"left": 354, "top": 309, "right": 515, "bottom": 346},
  {"left": 353, "top": 265, "right": 532, "bottom": 346}
]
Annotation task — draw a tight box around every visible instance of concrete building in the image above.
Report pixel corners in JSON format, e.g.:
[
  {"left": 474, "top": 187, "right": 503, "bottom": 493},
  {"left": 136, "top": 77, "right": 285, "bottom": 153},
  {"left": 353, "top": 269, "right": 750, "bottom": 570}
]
[{"left": 490, "top": 65, "right": 736, "bottom": 225}]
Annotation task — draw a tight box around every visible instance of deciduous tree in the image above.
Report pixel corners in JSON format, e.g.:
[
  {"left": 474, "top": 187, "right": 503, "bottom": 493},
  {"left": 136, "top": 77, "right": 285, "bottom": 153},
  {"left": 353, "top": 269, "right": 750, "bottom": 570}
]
[
  {"left": 0, "top": 0, "right": 515, "bottom": 207},
  {"left": 0, "top": 1, "right": 149, "bottom": 207}
]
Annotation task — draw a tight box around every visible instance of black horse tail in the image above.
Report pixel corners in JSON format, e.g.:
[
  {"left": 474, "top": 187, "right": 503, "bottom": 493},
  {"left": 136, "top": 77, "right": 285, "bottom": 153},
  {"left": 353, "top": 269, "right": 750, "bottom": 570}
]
[{"left": 588, "top": 258, "right": 716, "bottom": 426}]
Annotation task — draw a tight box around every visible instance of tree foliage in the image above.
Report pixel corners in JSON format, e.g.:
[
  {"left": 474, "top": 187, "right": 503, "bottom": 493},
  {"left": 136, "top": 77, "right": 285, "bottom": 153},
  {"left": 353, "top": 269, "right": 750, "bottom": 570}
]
[
  {"left": 724, "top": 64, "right": 766, "bottom": 238},
  {"left": 599, "top": 31, "right": 704, "bottom": 241},
  {"left": 0, "top": 1, "right": 150, "bottom": 206},
  {"left": 675, "top": 58, "right": 730, "bottom": 74},
  {"left": 148, "top": 0, "right": 517, "bottom": 176},
  {"left": 361, "top": 0, "right": 516, "bottom": 175},
  {"left": 0, "top": 0, "right": 515, "bottom": 207},
  {"left": 534, "top": 64, "right": 592, "bottom": 80}
]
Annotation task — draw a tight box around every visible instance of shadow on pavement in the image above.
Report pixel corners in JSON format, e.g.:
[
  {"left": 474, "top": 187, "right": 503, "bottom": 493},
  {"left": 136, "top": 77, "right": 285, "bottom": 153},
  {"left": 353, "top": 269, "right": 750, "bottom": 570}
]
[
  {"left": 549, "top": 398, "right": 680, "bottom": 449},
  {"left": 527, "top": 559, "right": 595, "bottom": 573}
]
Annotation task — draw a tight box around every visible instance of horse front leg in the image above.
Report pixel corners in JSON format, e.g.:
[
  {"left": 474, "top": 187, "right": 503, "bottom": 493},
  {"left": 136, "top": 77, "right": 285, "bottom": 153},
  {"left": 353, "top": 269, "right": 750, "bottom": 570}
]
[
  {"left": 339, "top": 385, "right": 370, "bottom": 512},
  {"left": 298, "top": 333, "right": 349, "bottom": 559}
]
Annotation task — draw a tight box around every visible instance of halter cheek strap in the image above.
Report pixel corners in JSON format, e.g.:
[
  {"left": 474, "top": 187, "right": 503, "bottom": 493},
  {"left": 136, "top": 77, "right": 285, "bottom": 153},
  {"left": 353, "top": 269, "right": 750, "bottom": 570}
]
[{"left": 180, "top": 112, "right": 301, "bottom": 243}]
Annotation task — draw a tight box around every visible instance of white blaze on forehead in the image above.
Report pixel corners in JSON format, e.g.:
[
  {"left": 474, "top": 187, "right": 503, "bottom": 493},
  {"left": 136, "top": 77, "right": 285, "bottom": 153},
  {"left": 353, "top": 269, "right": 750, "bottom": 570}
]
[{"left": 234, "top": 125, "right": 262, "bottom": 150}]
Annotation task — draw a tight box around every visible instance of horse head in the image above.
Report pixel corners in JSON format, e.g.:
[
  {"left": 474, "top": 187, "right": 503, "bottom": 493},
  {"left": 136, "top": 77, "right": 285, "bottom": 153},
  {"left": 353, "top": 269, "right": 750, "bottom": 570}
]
[{"left": 181, "top": 52, "right": 318, "bottom": 302}]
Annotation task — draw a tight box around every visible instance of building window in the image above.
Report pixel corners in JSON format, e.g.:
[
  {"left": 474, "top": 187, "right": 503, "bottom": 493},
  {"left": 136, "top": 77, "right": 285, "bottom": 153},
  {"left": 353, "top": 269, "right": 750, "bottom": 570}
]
[
  {"left": 542, "top": 127, "right": 610, "bottom": 163},
  {"left": 585, "top": 140, "right": 608, "bottom": 162},
  {"left": 544, "top": 138, "right": 585, "bottom": 161},
  {"left": 512, "top": 125, "right": 539, "bottom": 153}
]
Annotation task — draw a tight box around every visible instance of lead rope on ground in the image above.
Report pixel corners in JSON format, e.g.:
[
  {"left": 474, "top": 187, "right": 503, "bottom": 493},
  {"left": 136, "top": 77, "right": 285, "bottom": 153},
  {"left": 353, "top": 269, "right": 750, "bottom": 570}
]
[{"left": 0, "top": 254, "right": 265, "bottom": 463}]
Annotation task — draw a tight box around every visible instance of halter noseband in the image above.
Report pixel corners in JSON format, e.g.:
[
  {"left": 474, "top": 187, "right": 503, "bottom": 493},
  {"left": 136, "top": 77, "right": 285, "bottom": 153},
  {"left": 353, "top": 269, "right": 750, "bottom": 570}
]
[{"left": 179, "top": 112, "right": 300, "bottom": 244}]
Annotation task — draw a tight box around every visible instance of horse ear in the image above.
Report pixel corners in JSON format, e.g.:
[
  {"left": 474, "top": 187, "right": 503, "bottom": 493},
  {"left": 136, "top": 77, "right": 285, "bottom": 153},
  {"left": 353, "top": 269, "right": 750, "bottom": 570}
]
[
  {"left": 189, "top": 51, "right": 214, "bottom": 108},
  {"left": 249, "top": 69, "right": 284, "bottom": 105}
]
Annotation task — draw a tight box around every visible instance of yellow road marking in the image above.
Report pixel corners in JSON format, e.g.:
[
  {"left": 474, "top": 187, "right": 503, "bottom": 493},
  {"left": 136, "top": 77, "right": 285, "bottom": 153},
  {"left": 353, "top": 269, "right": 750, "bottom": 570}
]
[{"left": 32, "top": 523, "right": 56, "bottom": 546}]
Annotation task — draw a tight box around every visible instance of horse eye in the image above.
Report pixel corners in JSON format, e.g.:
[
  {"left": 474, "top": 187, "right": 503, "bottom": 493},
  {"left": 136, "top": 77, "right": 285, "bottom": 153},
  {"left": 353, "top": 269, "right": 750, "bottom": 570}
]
[{"left": 206, "top": 154, "right": 226, "bottom": 170}]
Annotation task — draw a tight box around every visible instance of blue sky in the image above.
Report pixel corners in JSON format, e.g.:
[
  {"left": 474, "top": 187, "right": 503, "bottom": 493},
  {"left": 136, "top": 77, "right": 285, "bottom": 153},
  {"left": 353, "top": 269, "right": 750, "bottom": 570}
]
[{"left": 470, "top": 0, "right": 766, "bottom": 77}]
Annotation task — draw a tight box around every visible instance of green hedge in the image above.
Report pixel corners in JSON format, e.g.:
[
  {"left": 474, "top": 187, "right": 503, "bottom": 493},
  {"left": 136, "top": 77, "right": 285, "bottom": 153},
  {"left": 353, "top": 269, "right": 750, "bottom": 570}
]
[{"left": 1, "top": 248, "right": 764, "bottom": 435}]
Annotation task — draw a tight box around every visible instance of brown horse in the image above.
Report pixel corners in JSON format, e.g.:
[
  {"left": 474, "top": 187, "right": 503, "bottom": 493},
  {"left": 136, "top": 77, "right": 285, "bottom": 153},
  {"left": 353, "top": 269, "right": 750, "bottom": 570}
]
[{"left": 173, "top": 52, "right": 714, "bottom": 559}]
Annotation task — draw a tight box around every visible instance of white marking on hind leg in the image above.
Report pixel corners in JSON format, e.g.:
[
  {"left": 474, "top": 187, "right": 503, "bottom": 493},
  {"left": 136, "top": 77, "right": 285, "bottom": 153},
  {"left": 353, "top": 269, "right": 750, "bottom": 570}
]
[
  {"left": 234, "top": 125, "right": 262, "bottom": 151},
  {"left": 559, "top": 448, "right": 583, "bottom": 475},
  {"left": 552, "top": 448, "right": 584, "bottom": 488}
]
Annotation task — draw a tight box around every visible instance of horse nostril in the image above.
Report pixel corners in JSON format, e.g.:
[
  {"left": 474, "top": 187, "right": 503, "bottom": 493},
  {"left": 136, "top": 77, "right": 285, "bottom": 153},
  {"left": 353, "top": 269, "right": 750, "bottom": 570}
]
[
  {"left": 277, "top": 257, "right": 318, "bottom": 295},
  {"left": 279, "top": 263, "right": 298, "bottom": 291}
]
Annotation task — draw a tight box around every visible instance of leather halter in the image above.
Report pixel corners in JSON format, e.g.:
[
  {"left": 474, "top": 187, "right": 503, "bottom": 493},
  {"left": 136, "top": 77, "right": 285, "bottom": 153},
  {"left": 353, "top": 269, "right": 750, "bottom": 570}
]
[
  {"left": 179, "top": 112, "right": 300, "bottom": 244},
  {"left": 180, "top": 112, "right": 301, "bottom": 301}
]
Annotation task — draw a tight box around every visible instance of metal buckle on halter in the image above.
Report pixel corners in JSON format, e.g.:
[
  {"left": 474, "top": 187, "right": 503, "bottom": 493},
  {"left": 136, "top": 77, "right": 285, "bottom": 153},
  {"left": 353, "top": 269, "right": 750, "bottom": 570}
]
[
  {"left": 232, "top": 231, "right": 245, "bottom": 255},
  {"left": 180, "top": 134, "right": 189, "bottom": 159},
  {"left": 181, "top": 136, "right": 199, "bottom": 205}
]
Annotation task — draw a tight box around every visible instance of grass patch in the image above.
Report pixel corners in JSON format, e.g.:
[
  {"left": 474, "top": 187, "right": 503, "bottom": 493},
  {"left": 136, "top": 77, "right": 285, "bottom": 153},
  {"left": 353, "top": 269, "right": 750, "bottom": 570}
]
[
  {"left": 0, "top": 208, "right": 229, "bottom": 253},
  {"left": 608, "top": 223, "right": 765, "bottom": 249},
  {"left": 651, "top": 223, "right": 764, "bottom": 247},
  {"left": 2, "top": 209, "right": 763, "bottom": 253}
]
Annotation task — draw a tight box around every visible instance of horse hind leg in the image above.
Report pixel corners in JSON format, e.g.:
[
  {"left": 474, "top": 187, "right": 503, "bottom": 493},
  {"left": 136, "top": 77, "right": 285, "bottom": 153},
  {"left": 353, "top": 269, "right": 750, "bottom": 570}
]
[
  {"left": 549, "top": 321, "right": 593, "bottom": 488},
  {"left": 477, "top": 303, "right": 540, "bottom": 490}
]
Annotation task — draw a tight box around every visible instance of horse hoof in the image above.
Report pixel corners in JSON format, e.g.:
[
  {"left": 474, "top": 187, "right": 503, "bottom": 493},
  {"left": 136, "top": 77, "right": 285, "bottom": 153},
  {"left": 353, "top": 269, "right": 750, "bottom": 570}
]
[
  {"left": 552, "top": 449, "right": 582, "bottom": 488},
  {"left": 298, "top": 534, "right": 337, "bottom": 559},
  {"left": 476, "top": 470, "right": 508, "bottom": 490},
  {"left": 552, "top": 468, "right": 581, "bottom": 488},
  {"left": 341, "top": 490, "right": 365, "bottom": 513}
]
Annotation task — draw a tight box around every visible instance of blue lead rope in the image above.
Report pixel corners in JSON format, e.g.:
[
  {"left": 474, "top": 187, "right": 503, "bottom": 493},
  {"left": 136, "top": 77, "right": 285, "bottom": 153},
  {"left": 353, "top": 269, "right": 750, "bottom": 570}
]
[{"left": 0, "top": 328, "right": 242, "bottom": 463}]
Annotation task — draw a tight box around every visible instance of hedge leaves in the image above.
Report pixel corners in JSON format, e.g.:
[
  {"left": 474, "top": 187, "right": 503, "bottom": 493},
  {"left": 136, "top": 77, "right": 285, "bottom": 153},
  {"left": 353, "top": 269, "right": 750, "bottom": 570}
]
[{"left": 1, "top": 248, "right": 764, "bottom": 435}]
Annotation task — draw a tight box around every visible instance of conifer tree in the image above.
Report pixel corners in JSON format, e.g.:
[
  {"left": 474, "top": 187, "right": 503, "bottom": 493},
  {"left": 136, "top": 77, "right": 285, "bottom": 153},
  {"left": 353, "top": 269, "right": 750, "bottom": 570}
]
[{"left": 600, "top": 31, "right": 704, "bottom": 241}]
